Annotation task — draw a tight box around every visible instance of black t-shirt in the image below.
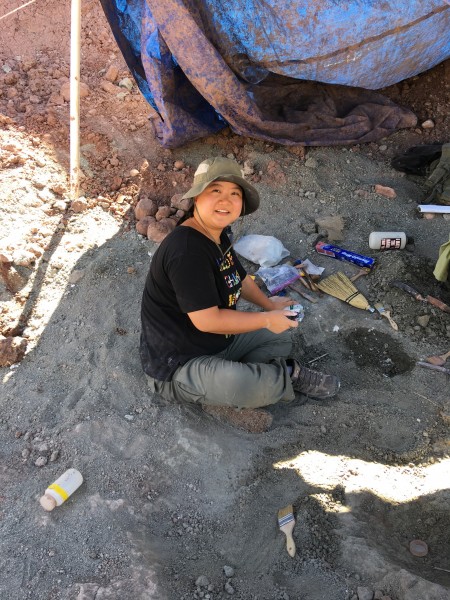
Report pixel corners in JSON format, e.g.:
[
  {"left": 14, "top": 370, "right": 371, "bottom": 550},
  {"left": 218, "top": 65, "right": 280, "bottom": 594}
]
[{"left": 140, "top": 226, "right": 247, "bottom": 381}]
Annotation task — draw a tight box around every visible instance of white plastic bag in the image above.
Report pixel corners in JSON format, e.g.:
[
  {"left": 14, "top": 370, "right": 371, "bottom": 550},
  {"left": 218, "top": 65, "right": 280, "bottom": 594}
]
[{"left": 234, "top": 234, "right": 290, "bottom": 267}]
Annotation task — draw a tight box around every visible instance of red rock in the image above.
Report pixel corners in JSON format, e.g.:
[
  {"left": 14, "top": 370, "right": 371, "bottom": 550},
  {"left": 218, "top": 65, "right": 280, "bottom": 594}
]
[
  {"left": 70, "top": 198, "right": 88, "bottom": 213},
  {"left": 147, "top": 219, "right": 175, "bottom": 243},
  {"left": 0, "top": 335, "right": 27, "bottom": 366},
  {"left": 136, "top": 216, "right": 155, "bottom": 235},
  {"left": 104, "top": 65, "right": 119, "bottom": 83},
  {"left": 374, "top": 184, "right": 396, "bottom": 199},
  {"left": 110, "top": 176, "right": 122, "bottom": 191},
  {"left": 0, "top": 263, "right": 25, "bottom": 293},
  {"left": 135, "top": 197, "right": 158, "bottom": 220}
]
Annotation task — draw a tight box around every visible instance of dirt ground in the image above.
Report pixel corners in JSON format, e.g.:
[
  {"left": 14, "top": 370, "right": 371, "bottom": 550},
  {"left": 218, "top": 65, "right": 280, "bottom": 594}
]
[{"left": 1, "top": 2, "right": 450, "bottom": 600}]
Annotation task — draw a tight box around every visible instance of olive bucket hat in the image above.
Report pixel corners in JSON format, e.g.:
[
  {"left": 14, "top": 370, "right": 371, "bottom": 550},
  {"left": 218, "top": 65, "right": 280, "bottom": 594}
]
[{"left": 182, "top": 157, "right": 260, "bottom": 215}]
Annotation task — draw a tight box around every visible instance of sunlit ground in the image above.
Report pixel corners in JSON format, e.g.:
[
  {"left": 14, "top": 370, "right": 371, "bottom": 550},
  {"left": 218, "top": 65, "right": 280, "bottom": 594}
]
[{"left": 275, "top": 450, "right": 450, "bottom": 510}]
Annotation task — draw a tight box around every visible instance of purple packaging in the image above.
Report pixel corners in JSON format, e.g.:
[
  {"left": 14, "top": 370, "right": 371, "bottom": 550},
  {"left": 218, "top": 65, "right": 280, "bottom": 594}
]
[{"left": 315, "top": 241, "right": 375, "bottom": 269}]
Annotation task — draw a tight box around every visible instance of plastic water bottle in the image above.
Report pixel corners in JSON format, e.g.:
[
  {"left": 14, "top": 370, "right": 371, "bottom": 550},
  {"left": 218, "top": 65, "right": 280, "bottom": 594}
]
[
  {"left": 368, "top": 231, "right": 407, "bottom": 250},
  {"left": 40, "top": 468, "right": 83, "bottom": 511}
]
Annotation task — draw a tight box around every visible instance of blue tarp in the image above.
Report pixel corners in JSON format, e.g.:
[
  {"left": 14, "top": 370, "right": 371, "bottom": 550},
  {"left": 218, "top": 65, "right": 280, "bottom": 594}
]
[{"left": 100, "top": 1, "right": 450, "bottom": 148}]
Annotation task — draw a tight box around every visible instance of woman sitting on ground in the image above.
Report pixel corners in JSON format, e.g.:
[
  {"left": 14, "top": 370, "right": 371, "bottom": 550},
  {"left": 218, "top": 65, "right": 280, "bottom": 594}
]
[{"left": 140, "top": 157, "right": 339, "bottom": 410}]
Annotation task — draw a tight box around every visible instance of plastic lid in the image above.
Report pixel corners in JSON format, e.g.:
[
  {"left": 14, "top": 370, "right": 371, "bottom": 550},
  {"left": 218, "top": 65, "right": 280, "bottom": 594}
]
[
  {"left": 409, "top": 539, "right": 428, "bottom": 557},
  {"left": 40, "top": 494, "right": 57, "bottom": 511}
]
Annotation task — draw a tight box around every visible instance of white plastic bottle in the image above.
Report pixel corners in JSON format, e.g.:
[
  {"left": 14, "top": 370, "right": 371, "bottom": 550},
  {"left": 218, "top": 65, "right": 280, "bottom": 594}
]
[
  {"left": 369, "top": 231, "right": 407, "bottom": 250},
  {"left": 40, "top": 468, "right": 83, "bottom": 511}
]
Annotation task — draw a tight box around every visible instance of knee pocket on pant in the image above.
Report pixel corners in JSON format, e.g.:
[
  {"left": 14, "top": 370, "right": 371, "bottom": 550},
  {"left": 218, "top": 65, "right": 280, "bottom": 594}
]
[{"left": 172, "top": 372, "right": 207, "bottom": 404}]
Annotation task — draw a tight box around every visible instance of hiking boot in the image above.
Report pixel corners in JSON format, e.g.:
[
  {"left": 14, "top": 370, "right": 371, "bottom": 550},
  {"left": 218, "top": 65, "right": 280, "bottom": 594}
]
[{"left": 289, "top": 359, "right": 340, "bottom": 399}]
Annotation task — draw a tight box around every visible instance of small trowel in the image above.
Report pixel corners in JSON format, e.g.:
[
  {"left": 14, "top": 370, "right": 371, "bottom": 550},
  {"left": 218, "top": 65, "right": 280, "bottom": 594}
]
[{"left": 390, "top": 281, "right": 450, "bottom": 314}]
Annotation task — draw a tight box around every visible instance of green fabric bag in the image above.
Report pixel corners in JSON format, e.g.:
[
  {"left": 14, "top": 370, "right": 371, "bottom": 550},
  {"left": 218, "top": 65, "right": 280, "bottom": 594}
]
[
  {"left": 434, "top": 236, "right": 450, "bottom": 282},
  {"left": 424, "top": 143, "right": 450, "bottom": 205}
]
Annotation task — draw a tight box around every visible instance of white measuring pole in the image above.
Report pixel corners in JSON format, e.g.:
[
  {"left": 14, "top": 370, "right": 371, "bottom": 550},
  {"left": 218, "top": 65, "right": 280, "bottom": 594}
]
[{"left": 69, "top": 0, "right": 81, "bottom": 199}]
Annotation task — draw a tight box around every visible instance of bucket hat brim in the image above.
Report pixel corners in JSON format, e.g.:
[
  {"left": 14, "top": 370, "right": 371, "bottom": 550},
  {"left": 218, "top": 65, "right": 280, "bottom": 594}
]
[{"left": 182, "top": 158, "right": 260, "bottom": 215}]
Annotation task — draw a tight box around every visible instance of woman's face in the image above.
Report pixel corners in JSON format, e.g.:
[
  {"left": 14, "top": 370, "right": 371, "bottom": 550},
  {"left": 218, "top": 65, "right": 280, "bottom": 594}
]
[{"left": 194, "top": 180, "right": 243, "bottom": 234}]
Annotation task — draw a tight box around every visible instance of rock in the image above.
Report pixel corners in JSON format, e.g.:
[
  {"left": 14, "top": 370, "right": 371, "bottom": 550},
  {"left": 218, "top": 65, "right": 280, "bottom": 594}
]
[
  {"left": 129, "top": 169, "right": 140, "bottom": 177},
  {"left": 135, "top": 197, "right": 158, "bottom": 220},
  {"left": 100, "top": 80, "right": 118, "bottom": 94},
  {"left": 0, "top": 263, "right": 26, "bottom": 293},
  {"left": 147, "top": 219, "right": 176, "bottom": 243},
  {"left": 136, "top": 216, "right": 156, "bottom": 236},
  {"left": 0, "top": 335, "right": 27, "bottom": 366},
  {"left": 170, "top": 193, "right": 191, "bottom": 211},
  {"left": 421, "top": 119, "right": 435, "bottom": 129},
  {"left": 224, "top": 581, "right": 235, "bottom": 595},
  {"left": 53, "top": 200, "right": 67, "bottom": 211},
  {"left": 104, "top": 65, "right": 119, "bottom": 82},
  {"left": 243, "top": 161, "right": 254, "bottom": 176},
  {"left": 13, "top": 249, "right": 36, "bottom": 267},
  {"left": 68, "top": 270, "right": 84, "bottom": 284},
  {"left": 50, "top": 450, "right": 59, "bottom": 462},
  {"left": 110, "top": 176, "right": 122, "bottom": 191},
  {"left": 374, "top": 184, "right": 396, "bottom": 199},
  {"left": 417, "top": 315, "right": 430, "bottom": 328},
  {"left": 315, "top": 215, "right": 344, "bottom": 241},
  {"left": 35, "top": 456, "right": 48, "bottom": 467},
  {"left": 60, "top": 81, "right": 89, "bottom": 102},
  {"left": 422, "top": 212, "right": 435, "bottom": 220},
  {"left": 195, "top": 576, "right": 209, "bottom": 588},
  {"left": 155, "top": 206, "right": 171, "bottom": 220},
  {"left": 118, "top": 77, "right": 133, "bottom": 91},
  {"left": 357, "top": 587, "right": 373, "bottom": 600},
  {"left": 173, "top": 160, "right": 185, "bottom": 170},
  {"left": 70, "top": 198, "right": 88, "bottom": 213},
  {"left": 305, "top": 157, "right": 318, "bottom": 168},
  {"left": 223, "top": 566, "right": 235, "bottom": 577}
]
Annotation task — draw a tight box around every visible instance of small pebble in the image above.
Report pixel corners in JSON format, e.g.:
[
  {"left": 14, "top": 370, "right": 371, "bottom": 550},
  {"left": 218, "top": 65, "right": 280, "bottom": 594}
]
[
  {"left": 357, "top": 586, "right": 374, "bottom": 600},
  {"left": 195, "top": 576, "right": 209, "bottom": 588},
  {"left": 35, "top": 456, "right": 48, "bottom": 467},
  {"left": 223, "top": 565, "right": 235, "bottom": 577},
  {"left": 224, "top": 581, "right": 235, "bottom": 595}
]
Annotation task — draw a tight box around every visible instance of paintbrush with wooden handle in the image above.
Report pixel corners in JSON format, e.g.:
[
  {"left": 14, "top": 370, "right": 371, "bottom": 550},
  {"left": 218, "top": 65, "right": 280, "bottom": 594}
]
[{"left": 277, "top": 505, "right": 296, "bottom": 557}]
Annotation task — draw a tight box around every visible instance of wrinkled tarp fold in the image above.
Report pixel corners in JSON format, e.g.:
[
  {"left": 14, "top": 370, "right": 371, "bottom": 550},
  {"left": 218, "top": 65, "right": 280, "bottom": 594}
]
[{"left": 100, "top": 0, "right": 450, "bottom": 148}]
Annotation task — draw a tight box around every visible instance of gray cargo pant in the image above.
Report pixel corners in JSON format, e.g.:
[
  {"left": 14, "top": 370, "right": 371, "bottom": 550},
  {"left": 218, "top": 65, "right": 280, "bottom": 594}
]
[{"left": 146, "top": 329, "right": 295, "bottom": 408}]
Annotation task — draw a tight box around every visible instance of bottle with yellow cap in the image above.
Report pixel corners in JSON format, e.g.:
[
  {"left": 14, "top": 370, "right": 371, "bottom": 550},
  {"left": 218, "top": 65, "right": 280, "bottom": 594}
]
[{"left": 40, "top": 468, "right": 83, "bottom": 511}]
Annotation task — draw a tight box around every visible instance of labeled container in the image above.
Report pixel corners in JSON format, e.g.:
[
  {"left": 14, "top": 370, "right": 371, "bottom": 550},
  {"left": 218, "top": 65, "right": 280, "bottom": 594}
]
[
  {"left": 40, "top": 468, "right": 83, "bottom": 511},
  {"left": 369, "top": 231, "right": 407, "bottom": 250}
]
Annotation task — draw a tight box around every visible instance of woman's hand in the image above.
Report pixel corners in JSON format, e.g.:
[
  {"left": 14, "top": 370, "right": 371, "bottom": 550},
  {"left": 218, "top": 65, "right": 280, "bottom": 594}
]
[
  {"left": 267, "top": 295, "right": 295, "bottom": 309},
  {"left": 264, "top": 309, "right": 299, "bottom": 333}
]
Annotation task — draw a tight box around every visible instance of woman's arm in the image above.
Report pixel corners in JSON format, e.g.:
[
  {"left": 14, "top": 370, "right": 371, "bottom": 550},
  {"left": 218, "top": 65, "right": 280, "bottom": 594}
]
[
  {"left": 188, "top": 305, "right": 298, "bottom": 335},
  {"left": 240, "top": 274, "right": 293, "bottom": 310}
]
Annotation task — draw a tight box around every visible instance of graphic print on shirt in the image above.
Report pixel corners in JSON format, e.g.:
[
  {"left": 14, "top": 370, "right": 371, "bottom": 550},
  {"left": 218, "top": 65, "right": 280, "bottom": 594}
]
[{"left": 216, "top": 250, "right": 242, "bottom": 308}]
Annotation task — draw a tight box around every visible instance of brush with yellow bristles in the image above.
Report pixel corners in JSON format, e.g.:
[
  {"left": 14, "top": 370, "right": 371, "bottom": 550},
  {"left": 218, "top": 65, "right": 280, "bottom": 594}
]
[{"left": 317, "top": 271, "right": 374, "bottom": 312}]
